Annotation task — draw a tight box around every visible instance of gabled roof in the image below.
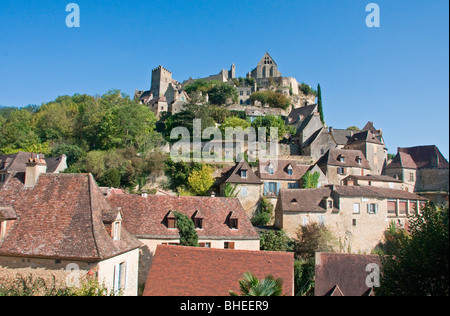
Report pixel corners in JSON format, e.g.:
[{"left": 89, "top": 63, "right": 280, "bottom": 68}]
[
  {"left": 143, "top": 245, "right": 294, "bottom": 296},
  {"left": 387, "top": 145, "right": 449, "bottom": 170},
  {"left": 221, "top": 161, "right": 262, "bottom": 185},
  {"left": 0, "top": 173, "right": 141, "bottom": 261},
  {"left": 257, "top": 159, "right": 311, "bottom": 181},
  {"left": 106, "top": 194, "right": 259, "bottom": 240},
  {"left": 317, "top": 149, "right": 371, "bottom": 170},
  {"left": 343, "top": 174, "right": 403, "bottom": 183},
  {"left": 315, "top": 252, "right": 381, "bottom": 296},
  {"left": 0, "top": 152, "right": 66, "bottom": 174},
  {"left": 278, "top": 187, "right": 337, "bottom": 213},
  {"left": 287, "top": 104, "right": 318, "bottom": 125},
  {"left": 346, "top": 130, "right": 384, "bottom": 146}
]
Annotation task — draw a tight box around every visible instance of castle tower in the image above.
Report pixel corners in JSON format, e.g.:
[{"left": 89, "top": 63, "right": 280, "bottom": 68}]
[
  {"left": 229, "top": 63, "right": 236, "bottom": 79},
  {"left": 150, "top": 65, "right": 173, "bottom": 98}
]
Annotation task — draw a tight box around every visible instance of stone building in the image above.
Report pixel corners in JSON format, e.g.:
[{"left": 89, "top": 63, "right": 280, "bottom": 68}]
[
  {"left": 274, "top": 185, "right": 427, "bottom": 253},
  {"left": 0, "top": 152, "right": 67, "bottom": 188},
  {"left": 384, "top": 145, "right": 449, "bottom": 204},
  {"left": 106, "top": 193, "right": 260, "bottom": 287},
  {"left": 248, "top": 52, "right": 282, "bottom": 80},
  {"left": 0, "top": 166, "right": 141, "bottom": 296},
  {"left": 316, "top": 148, "right": 372, "bottom": 185},
  {"left": 219, "top": 160, "right": 263, "bottom": 216}
]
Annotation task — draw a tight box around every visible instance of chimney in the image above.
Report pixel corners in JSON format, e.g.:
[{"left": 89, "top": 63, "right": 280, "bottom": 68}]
[
  {"left": 211, "top": 191, "right": 216, "bottom": 198},
  {"left": 25, "top": 154, "right": 47, "bottom": 187},
  {"left": 329, "top": 126, "right": 334, "bottom": 133}
]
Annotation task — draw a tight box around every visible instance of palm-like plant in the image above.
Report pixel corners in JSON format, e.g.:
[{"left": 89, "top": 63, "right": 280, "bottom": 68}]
[
  {"left": 223, "top": 183, "right": 240, "bottom": 198},
  {"left": 229, "top": 272, "right": 284, "bottom": 296}
]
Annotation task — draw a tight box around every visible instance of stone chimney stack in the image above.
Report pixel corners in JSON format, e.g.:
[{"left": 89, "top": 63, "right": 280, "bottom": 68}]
[{"left": 25, "top": 154, "right": 47, "bottom": 187}]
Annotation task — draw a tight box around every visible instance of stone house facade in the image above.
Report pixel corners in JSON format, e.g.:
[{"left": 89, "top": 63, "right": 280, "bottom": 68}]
[
  {"left": 106, "top": 194, "right": 260, "bottom": 287},
  {"left": 274, "top": 185, "right": 427, "bottom": 253},
  {"left": 316, "top": 148, "right": 372, "bottom": 185},
  {"left": 0, "top": 165, "right": 142, "bottom": 296},
  {"left": 385, "top": 145, "right": 449, "bottom": 204}
]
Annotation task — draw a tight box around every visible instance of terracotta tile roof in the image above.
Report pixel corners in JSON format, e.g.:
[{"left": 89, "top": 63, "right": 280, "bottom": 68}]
[
  {"left": 0, "top": 173, "right": 141, "bottom": 260},
  {"left": 221, "top": 161, "right": 262, "bottom": 185},
  {"left": 0, "top": 152, "right": 65, "bottom": 174},
  {"left": 257, "top": 159, "right": 311, "bottom": 181},
  {"left": 387, "top": 145, "right": 449, "bottom": 169},
  {"left": 346, "top": 130, "right": 384, "bottom": 146},
  {"left": 332, "top": 185, "right": 427, "bottom": 200},
  {"left": 106, "top": 194, "right": 259, "bottom": 240},
  {"left": 278, "top": 185, "right": 426, "bottom": 213},
  {"left": 314, "top": 252, "right": 381, "bottom": 296},
  {"left": 278, "top": 187, "right": 336, "bottom": 212},
  {"left": 143, "top": 245, "right": 294, "bottom": 296},
  {"left": 286, "top": 104, "right": 317, "bottom": 125},
  {"left": 317, "top": 149, "right": 371, "bottom": 170},
  {"left": 343, "top": 174, "right": 403, "bottom": 183}
]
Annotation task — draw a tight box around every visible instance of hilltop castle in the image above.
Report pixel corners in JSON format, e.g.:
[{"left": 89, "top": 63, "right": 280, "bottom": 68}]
[{"left": 135, "top": 52, "right": 316, "bottom": 117}]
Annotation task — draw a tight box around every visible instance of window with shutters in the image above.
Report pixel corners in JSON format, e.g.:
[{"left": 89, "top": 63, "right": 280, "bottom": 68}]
[
  {"left": 113, "top": 262, "right": 127, "bottom": 293},
  {"left": 368, "top": 203, "right": 378, "bottom": 214},
  {"left": 387, "top": 200, "right": 397, "bottom": 215},
  {"left": 399, "top": 200, "right": 407, "bottom": 215},
  {"left": 224, "top": 242, "right": 235, "bottom": 249}
]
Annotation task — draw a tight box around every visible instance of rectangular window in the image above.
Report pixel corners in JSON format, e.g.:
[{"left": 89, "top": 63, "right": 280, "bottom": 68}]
[
  {"left": 241, "top": 170, "right": 247, "bottom": 178},
  {"left": 302, "top": 217, "right": 309, "bottom": 227},
  {"left": 409, "top": 173, "right": 414, "bottom": 182},
  {"left": 399, "top": 200, "right": 407, "bottom": 215},
  {"left": 337, "top": 167, "right": 346, "bottom": 175},
  {"left": 240, "top": 187, "right": 248, "bottom": 197},
  {"left": 199, "top": 242, "right": 211, "bottom": 248},
  {"left": 368, "top": 203, "right": 378, "bottom": 214},
  {"left": 168, "top": 218, "right": 177, "bottom": 229},
  {"left": 287, "top": 169, "right": 293, "bottom": 175},
  {"left": 229, "top": 219, "right": 238, "bottom": 229},
  {"left": 352, "top": 219, "right": 357, "bottom": 226},
  {"left": 0, "top": 174, "right": 6, "bottom": 182},
  {"left": 224, "top": 242, "right": 235, "bottom": 249},
  {"left": 114, "top": 262, "right": 127, "bottom": 293},
  {"left": 353, "top": 203, "right": 360, "bottom": 214},
  {"left": 387, "top": 200, "right": 397, "bottom": 215},
  {"left": 240, "top": 91, "right": 244, "bottom": 96},
  {"left": 113, "top": 221, "right": 121, "bottom": 240},
  {"left": 318, "top": 215, "right": 325, "bottom": 226},
  {"left": 194, "top": 218, "right": 203, "bottom": 229}
]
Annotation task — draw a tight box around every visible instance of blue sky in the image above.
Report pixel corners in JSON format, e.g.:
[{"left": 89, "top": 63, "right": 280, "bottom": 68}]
[{"left": 0, "top": 0, "right": 449, "bottom": 157}]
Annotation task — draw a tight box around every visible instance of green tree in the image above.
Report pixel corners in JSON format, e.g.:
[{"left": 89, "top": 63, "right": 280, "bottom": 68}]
[
  {"left": 251, "top": 197, "right": 274, "bottom": 226},
  {"left": 294, "top": 223, "right": 338, "bottom": 261},
  {"left": 208, "top": 82, "right": 239, "bottom": 105},
  {"left": 251, "top": 115, "right": 289, "bottom": 141},
  {"left": 173, "top": 211, "right": 199, "bottom": 247},
  {"left": 165, "top": 159, "right": 202, "bottom": 191},
  {"left": 188, "top": 165, "right": 215, "bottom": 196},
  {"left": 223, "top": 183, "right": 240, "bottom": 198},
  {"left": 317, "top": 84, "right": 325, "bottom": 124},
  {"left": 250, "top": 91, "right": 290, "bottom": 110},
  {"left": 301, "top": 171, "right": 320, "bottom": 188},
  {"left": 294, "top": 259, "right": 315, "bottom": 296},
  {"left": 0, "top": 109, "right": 41, "bottom": 154},
  {"left": 229, "top": 272, "right": 284, "bottom": 296},
  {"left": 260, "top": 230, "right": 293, "bottom": 252},
  {"left": 376, "top": 203, "right": 449, "bottom": 296}
]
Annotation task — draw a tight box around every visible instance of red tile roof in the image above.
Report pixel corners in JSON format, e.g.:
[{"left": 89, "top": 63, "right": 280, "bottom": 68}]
[
  {"left": 257, "top": 159, "right": 310, "bottom": 181},
  {"left": 106, "top": 194, "right": 259, "bottom": 240},
  {"left": 143, "top": 245, "right": 294, "bottom": 296},
  {"left": 387, "top": 145, "right": 449, "bottom": 169},
  {"left": 0, "top": 173, "right": 141, "bottom": 260},
  {"left": 317, "top": 149, "right": 371, "bottom": 170}
]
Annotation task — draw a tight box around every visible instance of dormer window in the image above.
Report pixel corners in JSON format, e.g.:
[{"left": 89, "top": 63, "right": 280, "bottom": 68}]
[
  {"left": 241, "top": 170, "right": 247, "bottom": 178},
  {"left": 291, "top": 198, "right": 298, "bottom": 204},
  {"left": 102, "top": 208, "right": 122, "bottom": 241},
  {"left": 228, "top": 211, "right": 239, "bottom": 230},
  {"left": 230, "top": 219, "right": 239, "bottom": 229},
  {"left": 167, "top": 211, "right": 177, "bottom": 229},
  {"left": 113, "top": 221, "right": 121, "bottom": 241},
  {"left": 356, "top": 157, "right": 362, "bottom": 165},
  {"left": 192, "top": 210, "right": 204, "bottom": 230},
  {"left": 287, "top": 165, "right": 293, "bottom": 176},
  {"left": 339, "top": 155, "right": 345, "bottom": 163},
  {"left": 267, "top": 163, "right": 275, "bottom": 175}
]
